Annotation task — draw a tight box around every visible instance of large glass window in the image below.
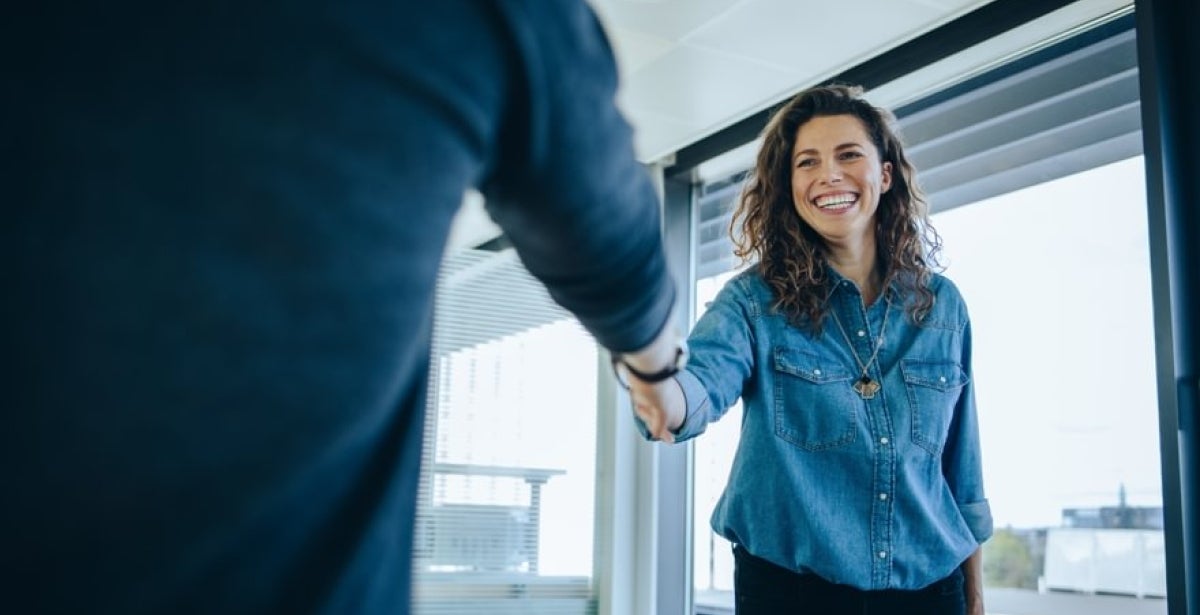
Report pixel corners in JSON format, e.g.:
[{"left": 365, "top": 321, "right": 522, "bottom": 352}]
[
  {"left": 412, "top": 249, "right": 599, "bottom": 614},
  {"left": 935, "top": 156, "right": 1165, "bottom": 614},
  {"left": 692, "top": 270, "right": 742, "bottom": 611}
]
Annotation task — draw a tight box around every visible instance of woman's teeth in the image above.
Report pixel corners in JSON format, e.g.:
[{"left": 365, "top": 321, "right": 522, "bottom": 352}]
[{"left": 815, "top": 194, "right": 856, "bottom": 210}]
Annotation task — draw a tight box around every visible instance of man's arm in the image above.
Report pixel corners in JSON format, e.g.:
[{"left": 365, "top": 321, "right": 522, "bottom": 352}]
[{"left": 482, "top": 0, "right": 676, "bottom": 356}]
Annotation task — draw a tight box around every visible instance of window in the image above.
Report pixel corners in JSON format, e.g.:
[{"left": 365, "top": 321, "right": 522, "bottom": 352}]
[
  {"left": 692, "top": 270, "right": 742, "bottom": 611},
  {"left": 936, "top": 156, "right": 1166, "bottom": 614},
  {"left": 690, "top": 164, "right": 1165, "bottom": 615},
  {"left": 413, "top": 248, "right": 599, "bottom": 614}
]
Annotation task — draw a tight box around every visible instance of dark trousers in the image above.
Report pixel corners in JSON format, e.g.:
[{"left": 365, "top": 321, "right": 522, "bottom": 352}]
[{"left": 733, "top": 546, "right": 966, "bottom": 615}]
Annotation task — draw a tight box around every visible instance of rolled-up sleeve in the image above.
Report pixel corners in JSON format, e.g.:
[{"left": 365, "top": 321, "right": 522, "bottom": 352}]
[
  {"left": 958, "top": 500, "right": 994, "bottom": 544},
  {"left": 942, "top": 318, "right": 994, "bottom": 544}
]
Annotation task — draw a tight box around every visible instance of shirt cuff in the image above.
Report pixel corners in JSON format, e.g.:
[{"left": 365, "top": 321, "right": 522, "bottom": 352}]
[
  {"left": 960, "top": 499, "right": 994, "bottom": 543},
  {"left": 670, "top": 370, "right": 711, "bottom": 442}
]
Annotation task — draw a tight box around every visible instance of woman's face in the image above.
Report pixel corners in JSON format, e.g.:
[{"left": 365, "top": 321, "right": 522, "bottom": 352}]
[{"left": 789, "top": 114, "right": 893, "bottom": 247}]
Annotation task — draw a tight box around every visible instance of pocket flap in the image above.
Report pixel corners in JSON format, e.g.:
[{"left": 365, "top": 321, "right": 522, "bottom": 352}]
[
  {"left": 773, "top": 347, "right": 853, "bottom": 383},
  {"left": 900, "top": 359, "right": 968, "bottom": 391}
]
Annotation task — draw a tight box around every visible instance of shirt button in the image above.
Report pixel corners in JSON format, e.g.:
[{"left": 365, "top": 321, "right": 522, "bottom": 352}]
[
  {"left": 857, "top": 330, "right": 866, "bottom": 337},
  {"left": 939, "top": 376, "right": 947, "bottom": 383},
  {"left": 879, "top": 493, "right": 888, "bottom": 500},
  {"left": 879, "top": 437, "right": 889, "bottom": 445},
  {"left": 878, "top": 551, "right": 888, "bottom": 559},
  {"left": 814, "top": 369, "right": 822, "bottom": 376}
]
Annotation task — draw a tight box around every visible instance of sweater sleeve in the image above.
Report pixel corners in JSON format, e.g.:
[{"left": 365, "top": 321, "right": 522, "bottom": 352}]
[{"left": 480, "top": 0, "right": 676, "bottom": 353}]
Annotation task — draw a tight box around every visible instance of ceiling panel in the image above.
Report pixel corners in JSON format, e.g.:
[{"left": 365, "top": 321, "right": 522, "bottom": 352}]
[
  {"left": 590, "top": 0, "right": 753, "bottom": 42},
  {"left": 619, "top": 42, "right": 802, "bottom": 125},
  {"left": 618, "top": 108, "right": 702, "bottom": 165},
  {"left": 603, "top": 26, "right": 676, "bottom": 74},
  {"left": 686, "top": 0, "right": 943, "bottom": 74}
]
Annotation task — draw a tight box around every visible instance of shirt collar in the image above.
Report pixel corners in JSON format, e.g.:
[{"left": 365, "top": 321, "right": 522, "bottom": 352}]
[{"left": 822, "top": 262, "right": 900, "bottom": 306}]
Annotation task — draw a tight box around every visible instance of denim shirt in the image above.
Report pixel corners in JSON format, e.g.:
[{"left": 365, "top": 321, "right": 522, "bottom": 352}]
[{"left": 668, "top": 268, "right": 992, "bottom": 591}]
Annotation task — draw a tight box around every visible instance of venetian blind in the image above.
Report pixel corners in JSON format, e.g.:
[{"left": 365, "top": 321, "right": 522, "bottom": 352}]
[
  {"left": 411, "top": 248, "right": 600, "bottom": 615},
  {"left": 694, "top": 15, "right": 1140, "bottom": 281}
]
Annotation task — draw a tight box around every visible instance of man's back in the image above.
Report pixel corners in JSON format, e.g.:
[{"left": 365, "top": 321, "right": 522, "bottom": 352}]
[{"left": 2, "top": 2, "right": 674, "bottom": 613}]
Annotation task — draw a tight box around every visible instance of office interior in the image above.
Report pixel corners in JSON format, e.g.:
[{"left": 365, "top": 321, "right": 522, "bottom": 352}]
[{"left": 422, "top": 0, "right": 1198, "bottom": 613}]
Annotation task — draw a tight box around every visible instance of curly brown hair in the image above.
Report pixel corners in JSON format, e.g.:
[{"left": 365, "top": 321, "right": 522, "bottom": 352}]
[{"left": 731, "top": 83, "right": 942, "bottom": 330}]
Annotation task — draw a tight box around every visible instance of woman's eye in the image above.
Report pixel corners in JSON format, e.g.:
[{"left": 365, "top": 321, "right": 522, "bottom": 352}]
[
  {"left": 839, "top": 151, "right": 863, "bottom": 160},
  {"left": 797, "top": 159, "right": 816, "bottom": 168}
]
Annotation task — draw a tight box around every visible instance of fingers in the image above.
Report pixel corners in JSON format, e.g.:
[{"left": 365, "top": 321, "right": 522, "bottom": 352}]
[
  {"left": 657, "top": 429, "right": 676, "bottom": 445},
  {"left": 645, "top": 408, "right": 674, "bottom": 444},
  {"left": 626, "top": 377, "right": 682, "bottom": 444},
  {"left": 633, "top": 400, "right": 675, "bottom": 444}
]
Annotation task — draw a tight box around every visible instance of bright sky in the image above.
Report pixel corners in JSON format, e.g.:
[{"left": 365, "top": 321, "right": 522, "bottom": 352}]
[{"left": 933, "top": 155, "right": 1163, "bottom": 529}]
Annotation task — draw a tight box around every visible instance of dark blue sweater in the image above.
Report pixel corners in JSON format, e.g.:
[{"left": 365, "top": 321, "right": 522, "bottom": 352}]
[{"left": 1, "top": 1, "right": 675, "bottom": 612}]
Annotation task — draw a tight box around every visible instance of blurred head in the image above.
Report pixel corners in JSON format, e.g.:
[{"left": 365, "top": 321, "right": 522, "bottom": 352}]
[{"left": 731, "top": 83, "right": 941, "bottom": 327}]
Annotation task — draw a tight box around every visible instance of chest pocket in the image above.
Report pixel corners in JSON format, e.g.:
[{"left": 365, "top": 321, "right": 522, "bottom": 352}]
[
  {"left": 901, "top": 359, "right": 969, "bottom": 456},
  {"left": 772, "top": 347, "right": 859, "bottom": 451}
]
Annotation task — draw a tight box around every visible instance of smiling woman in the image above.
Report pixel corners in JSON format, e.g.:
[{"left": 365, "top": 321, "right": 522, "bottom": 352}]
[
  {"left": 623, "top": 84, "right": 990, "bottom": 615},
  {"left": 790, "top": 116, "right": 892, "bottom": 261},
  {"left": 732, "top": 84, "right": 942, "bottom": 341}
]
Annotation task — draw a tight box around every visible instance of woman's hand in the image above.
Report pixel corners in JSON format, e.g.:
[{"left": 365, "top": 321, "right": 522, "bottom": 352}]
[
  {"left": 617, "top": 323, "right": 688, "bottom": 443},
  {"left": 628, "top": 376, "right": 685, "bottom": 443}
]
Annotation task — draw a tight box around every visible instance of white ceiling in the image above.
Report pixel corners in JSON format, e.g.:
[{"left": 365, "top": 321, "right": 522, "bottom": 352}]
[{"left": 587, "top": 0, "right": 995, "bottom": 164}]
